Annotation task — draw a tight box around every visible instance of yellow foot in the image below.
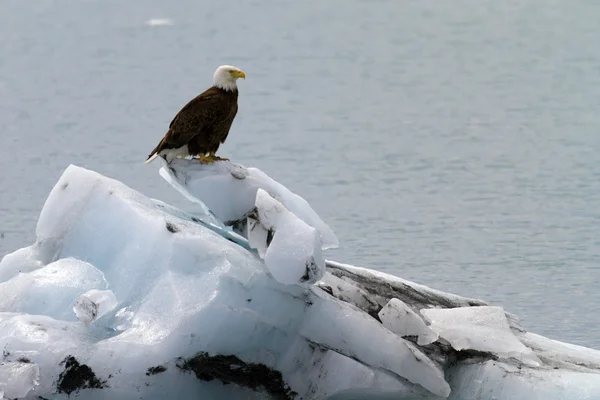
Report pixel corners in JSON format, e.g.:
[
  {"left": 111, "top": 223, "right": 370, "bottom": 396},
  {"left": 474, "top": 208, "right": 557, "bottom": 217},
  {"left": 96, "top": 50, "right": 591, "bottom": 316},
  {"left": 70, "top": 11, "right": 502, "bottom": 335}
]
[
  {"left": 208, "top": 152, "right": 229, "bottom": 161},
  {"left": 197, "top": 154, "right": 215, "bottom": 163}
]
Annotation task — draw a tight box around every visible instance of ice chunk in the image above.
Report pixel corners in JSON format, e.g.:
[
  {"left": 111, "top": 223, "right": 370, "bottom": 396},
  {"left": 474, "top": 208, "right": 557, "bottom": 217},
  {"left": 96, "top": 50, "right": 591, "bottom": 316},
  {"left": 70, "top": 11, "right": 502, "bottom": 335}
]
[
  {"left": 421, "top": 306, "right": 539, "bottom": 364},
  {"left": 0, "top": 247, "right": 44, "bottom": 284},
  {"left": 263, "top": 221, "right": 322, "bottom": 285},
  {"left": 113, "top": 307, "right": 135, "bottom": 332},
  {"left": 278, "top": 337, "right": 430, "bottom": 400},
  {"left": 0, "top": 313, "right": 96, "bottom": 396},
  {"left": 145, "top": 18, "right": 173, "bottom": 26},
  {"left": 73, "top": 289, "right": 118, "bottom": 326},
  {"left": 326, "top": 260, "right": 487, "bottom": 310},
  {"left": 248, "top": 189, "right": 325, "bottom": 285},
  {"left": 318, "top": 271, "right": 380, "bottom": 312},
  {"left": 378, "top": 298, "right": 438, "bottom": 346},
  {"left": 446, "top": 359, "right": 600, "bottom": 400},
  {"left": 519, "top": 332, "right": 600, "bottom": 372},
  {"left": 0, "top": 360, "right": 40, "bottom": 399},
  {"left": 159, "top": 159, "right": 339, "bottom": 249},
  {"left": 300, "top": 290, "right": 450, "bottom": 398},
  {"left": 0, "top": 258, "right": 107, "bottom": 321},
  {"left": 0, "top": 238, "right": 62, "bottom": 283}
]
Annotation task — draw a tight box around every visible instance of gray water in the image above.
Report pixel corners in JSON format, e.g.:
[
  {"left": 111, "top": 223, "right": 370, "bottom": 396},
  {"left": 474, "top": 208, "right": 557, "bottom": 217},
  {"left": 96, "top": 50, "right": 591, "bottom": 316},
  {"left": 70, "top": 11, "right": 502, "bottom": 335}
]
[{"left": 2, "top": 0, "right": 600, "bottom": 349}]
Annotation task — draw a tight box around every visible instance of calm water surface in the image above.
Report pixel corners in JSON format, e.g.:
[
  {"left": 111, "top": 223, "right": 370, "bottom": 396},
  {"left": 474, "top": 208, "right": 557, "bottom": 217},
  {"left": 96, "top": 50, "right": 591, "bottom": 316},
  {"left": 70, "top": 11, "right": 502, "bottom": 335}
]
[{"left": 1, "top": 0, "right": 600, "bottom": 348}]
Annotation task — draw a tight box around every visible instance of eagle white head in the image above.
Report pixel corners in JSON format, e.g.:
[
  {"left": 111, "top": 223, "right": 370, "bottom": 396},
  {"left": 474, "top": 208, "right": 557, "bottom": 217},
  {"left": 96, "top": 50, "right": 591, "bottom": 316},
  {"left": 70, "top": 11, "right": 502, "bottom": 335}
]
[{"left": 213, "top": 65, "right": 246, "bottom": 92}]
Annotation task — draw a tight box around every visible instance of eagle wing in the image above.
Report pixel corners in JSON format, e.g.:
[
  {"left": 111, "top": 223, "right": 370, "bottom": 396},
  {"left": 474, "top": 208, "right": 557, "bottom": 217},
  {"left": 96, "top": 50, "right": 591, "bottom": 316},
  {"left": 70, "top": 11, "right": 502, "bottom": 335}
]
[{"left": 148, "top": 87, "right": 224, "bottom": 158}]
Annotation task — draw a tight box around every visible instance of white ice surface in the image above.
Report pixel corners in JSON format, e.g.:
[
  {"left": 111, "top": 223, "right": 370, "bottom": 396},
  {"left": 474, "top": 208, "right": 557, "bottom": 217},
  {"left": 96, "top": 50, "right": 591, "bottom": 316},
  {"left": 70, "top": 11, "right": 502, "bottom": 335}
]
[
  {"left": 518, "top": 332, "right": 600, "bottom": 372},
  {"left": 248, "top": 189, "right": 325, "bottom": 285},
  {"left": 2, "top": 164, "right": 600, "bottom": 400},
  {"left": 421, "top": 306, "right": 540, "bottom": 365},
  {"left": 158, "top": 159, "right": 339, "bottom": 250},
  {"left": 0, "top": 258, "right": 107, "bottom": 321},
  {"left": 0, "top": 165, "right": 446, "bottom": 399},
  {"left": 0, "top": 361, "right": 39, "bottom": 399},
  {"left": 447, "top": 360, "right": 600, "bottom": 400},
  {"left": 379, "top": 298, "right": 438, "bottom": 346}
]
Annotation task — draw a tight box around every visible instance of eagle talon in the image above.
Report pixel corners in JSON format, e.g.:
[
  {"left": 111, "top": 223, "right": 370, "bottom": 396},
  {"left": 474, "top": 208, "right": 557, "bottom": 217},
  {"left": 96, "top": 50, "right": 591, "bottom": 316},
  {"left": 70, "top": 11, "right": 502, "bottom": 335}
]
[
  {"left": 197, "top": 154, "right": 215, "bottom": 164},
  {"left": 208, "top": 152, "right": 229, "bottom": 162}
]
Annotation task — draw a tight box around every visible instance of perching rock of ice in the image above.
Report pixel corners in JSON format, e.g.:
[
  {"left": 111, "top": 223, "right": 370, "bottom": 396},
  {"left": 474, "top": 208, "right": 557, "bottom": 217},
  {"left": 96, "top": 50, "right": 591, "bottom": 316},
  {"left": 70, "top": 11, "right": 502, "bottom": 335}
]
[
  {"left": 378, "top": 298, "right": 438, "bottom": 346},
  {"left": 2, "top": 164, "right": 600, "bottom": 400},
  {"left": 73, "top": 289, "right": 118, "bottom": 326},
  {"left": 421, "top": 306, "right": 540, "bottom": 365},
  {"left": 248, "top": 189, "right": 325, "bottom": 285},
  {"left": 158, "top": 159, "right": 339, "bottom": 250}
]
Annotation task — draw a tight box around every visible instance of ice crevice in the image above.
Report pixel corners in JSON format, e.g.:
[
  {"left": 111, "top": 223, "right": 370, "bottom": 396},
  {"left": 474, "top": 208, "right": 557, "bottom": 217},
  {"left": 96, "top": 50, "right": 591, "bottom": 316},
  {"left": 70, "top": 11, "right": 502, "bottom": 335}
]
[{"left": 0, "top": 159, "right": 598, "bottom": 399}]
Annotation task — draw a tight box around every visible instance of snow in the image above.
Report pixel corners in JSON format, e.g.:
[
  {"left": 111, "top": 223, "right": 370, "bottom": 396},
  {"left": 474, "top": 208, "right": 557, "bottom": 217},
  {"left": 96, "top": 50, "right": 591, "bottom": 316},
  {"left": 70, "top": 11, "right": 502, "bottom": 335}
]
[
  {"left": 421, "top": 306, "right": 540, "bottom": 365},
  {"left": 1, "top": 162, "right": 600, "bottom": 399},
  {"left": 248, "top": 189, "right": 325, "bottom": 285},
  {"left": 158, "top": 159, "right": 339, "bottom": 250},
  {"left": 378, "top": 298, "right": 438, "bottom": 346}
]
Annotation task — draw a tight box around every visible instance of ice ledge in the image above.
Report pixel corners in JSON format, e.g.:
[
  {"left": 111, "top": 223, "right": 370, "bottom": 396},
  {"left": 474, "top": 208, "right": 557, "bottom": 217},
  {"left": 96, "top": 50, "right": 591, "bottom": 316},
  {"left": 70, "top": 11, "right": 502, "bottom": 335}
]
[{"left": 158, "top": 159, "right": 339, "bottom": 250}]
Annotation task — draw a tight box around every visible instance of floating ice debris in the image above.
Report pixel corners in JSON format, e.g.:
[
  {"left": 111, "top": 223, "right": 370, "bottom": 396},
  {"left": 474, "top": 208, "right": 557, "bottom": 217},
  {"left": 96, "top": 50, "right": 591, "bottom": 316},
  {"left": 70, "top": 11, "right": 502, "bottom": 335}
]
[{"left": 145, "top": 18, "right": 173, "bottom": 26}]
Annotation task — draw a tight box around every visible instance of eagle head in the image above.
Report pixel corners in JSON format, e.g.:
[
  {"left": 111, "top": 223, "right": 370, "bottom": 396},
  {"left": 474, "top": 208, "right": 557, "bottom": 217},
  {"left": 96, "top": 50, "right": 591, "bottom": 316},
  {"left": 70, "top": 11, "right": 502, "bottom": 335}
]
[{"left": 213, "top": 65, "right": 246, "bottom": 92}]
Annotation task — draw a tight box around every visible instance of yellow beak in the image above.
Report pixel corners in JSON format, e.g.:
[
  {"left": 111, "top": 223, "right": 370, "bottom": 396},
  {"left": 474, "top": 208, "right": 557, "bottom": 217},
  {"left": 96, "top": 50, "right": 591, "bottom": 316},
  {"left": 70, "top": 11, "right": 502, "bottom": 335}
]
[{"left": 232, "top": 70, "right": 246, "bottom": 79}]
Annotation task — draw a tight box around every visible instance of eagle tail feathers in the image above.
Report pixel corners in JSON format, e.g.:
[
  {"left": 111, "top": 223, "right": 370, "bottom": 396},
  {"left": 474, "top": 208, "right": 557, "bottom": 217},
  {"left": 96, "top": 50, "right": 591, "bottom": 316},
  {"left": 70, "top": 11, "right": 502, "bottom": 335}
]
[{"left": 145, "top": 153, "right": 159, "bottom": 164}]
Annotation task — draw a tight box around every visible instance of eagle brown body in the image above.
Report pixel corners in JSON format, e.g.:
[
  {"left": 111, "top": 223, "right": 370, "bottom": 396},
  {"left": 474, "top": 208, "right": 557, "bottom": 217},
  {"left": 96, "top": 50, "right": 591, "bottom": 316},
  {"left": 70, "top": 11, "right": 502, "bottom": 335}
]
[
  {"left": 147, "top": 87, "right": 238, "bottom": 162},
  {"left": 145, "top": 65, "right": 245, "bottom": 164}
]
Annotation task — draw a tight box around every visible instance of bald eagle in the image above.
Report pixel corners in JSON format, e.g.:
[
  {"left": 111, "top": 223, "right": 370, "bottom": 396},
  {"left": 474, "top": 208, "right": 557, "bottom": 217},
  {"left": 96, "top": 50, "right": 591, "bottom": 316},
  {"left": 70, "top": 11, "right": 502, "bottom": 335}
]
[{"left": 145, "top": 65, "right": 246, "bottom": 164}]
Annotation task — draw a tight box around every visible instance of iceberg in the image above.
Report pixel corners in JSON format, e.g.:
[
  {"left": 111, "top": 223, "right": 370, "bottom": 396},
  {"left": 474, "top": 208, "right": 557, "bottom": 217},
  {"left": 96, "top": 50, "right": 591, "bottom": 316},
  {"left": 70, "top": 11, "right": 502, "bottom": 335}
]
[{"left": 0, "top": 161, "right": 598, "bottom": 400}]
